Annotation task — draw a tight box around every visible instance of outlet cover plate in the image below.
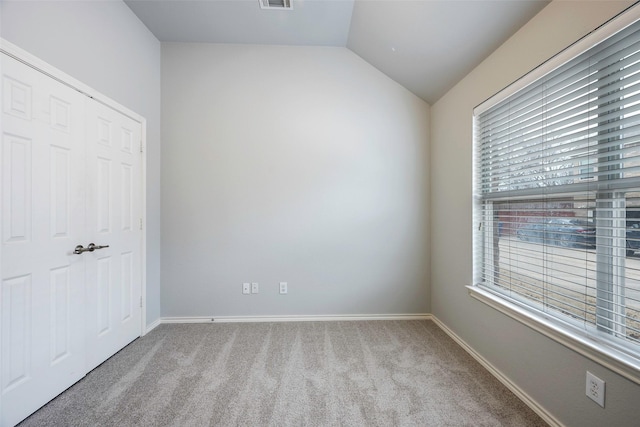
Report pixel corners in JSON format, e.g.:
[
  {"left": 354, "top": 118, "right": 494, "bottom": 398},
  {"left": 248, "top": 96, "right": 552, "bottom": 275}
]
[
  {"left": 279, "top": 282, "right": 288, "bottom": 294},
  {"left": 242, "top": 283, "right": 250, "bottom": 295},
  {"left": 251, "top": 282, "right": 259, "bottom": 294},
  {"left": 586, "top": 371, "right": 605, "bottom": 407}
]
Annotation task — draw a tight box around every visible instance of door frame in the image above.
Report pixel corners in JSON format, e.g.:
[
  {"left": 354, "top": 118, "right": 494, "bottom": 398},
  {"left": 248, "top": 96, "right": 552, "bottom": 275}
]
[{"left": 0, "top": 39, "right": 149, "bottom": 405}]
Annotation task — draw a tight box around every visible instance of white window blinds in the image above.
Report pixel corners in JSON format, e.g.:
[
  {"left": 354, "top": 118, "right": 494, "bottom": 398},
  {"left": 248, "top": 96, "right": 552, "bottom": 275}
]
[{"left": 474, "top": 14, "right": 640, "bottom": 359}]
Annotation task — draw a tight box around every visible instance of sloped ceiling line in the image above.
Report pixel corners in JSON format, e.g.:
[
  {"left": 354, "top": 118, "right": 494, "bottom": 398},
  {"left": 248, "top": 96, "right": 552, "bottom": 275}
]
[{"left": 125, "top": 0, "right": 549, "bottom": 104}]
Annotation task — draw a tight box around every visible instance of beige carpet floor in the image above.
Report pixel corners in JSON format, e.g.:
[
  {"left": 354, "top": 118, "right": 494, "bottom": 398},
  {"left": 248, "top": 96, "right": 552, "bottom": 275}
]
[{"left": 18, "top": 320, "right": 547, "bottom": 426}]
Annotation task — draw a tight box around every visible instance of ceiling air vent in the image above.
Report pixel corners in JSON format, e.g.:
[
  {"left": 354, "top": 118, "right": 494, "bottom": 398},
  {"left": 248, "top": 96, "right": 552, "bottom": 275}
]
[{"left": 259, "top": 0, "right": 293, "bottom": 10}]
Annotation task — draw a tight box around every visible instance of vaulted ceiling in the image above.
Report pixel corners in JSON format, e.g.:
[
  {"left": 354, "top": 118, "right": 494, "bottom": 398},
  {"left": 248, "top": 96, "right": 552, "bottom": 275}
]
[{"left": 125, "top": 0, "right": 549, "bottom": 104}]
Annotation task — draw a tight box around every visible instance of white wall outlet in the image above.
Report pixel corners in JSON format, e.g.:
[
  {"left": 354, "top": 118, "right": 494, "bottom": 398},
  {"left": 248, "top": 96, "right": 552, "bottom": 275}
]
[
  {"left": 242, "top": 283, "right": 250, "bottom": 295},
  {"left": 251, "top": 282, "right": 259, "bottom": 294},
  {"left": 586, "top": 371, "right": 605, "bottom": 407},
  {"left": 279, "top": 282, "right": 288, "bottom": 294}
]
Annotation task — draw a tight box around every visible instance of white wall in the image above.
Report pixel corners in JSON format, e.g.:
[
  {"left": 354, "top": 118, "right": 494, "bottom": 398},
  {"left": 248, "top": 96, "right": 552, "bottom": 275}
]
[
  {"left": 431, "top": 1, "right": 640, "bottom": 425},
  {"left": 0, "top": 0, "right": 162, "bottom": 326},
  {"left": 162, "top": 43, "right": 430, "bottom": 317}
]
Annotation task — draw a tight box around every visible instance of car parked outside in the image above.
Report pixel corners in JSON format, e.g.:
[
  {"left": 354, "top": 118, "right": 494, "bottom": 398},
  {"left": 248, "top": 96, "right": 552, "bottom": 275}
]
[
  {"left": 517, "top": 218, "right": 640, "bottom": 256},
  {"left": 626, "top": 223, "right": 640, "bottom": 256},
  {"left": 516, "top": 218, "right": 596, "bottom": 248}
]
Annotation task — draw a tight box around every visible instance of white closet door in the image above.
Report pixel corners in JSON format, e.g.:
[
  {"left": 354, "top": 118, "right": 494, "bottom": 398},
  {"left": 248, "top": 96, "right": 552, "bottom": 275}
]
[
  {"left": 84, "top": 99, "right": 142, "bottom": 371},
  {"left": 1, "top": 55, "right": 87, "bottom": 426},
  {"left": 1, "top": 51, "right": 144, "bottom": 426}
]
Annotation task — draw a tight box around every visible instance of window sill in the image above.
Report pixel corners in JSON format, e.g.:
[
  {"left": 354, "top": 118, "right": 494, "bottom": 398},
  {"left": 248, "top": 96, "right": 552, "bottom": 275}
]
[{"left": 467, "top": 285, "right": 640, "bottom": 385}]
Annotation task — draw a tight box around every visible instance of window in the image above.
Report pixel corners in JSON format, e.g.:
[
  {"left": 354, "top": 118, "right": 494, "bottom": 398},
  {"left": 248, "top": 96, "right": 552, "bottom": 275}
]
[{"left": 473, "top": 7, "right": 640, "bottom": 382}]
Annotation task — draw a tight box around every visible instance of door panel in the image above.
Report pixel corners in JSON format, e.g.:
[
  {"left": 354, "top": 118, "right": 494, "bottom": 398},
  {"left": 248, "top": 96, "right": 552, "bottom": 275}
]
[
  {"left": 85, "top": 100, "right": 142, "bottom": 372},
  {"left": 2, "top": 133, "right": 31, "bottom": 243},
  {"left": 1, "top": 55, "right": 86, "bottom": 427}
]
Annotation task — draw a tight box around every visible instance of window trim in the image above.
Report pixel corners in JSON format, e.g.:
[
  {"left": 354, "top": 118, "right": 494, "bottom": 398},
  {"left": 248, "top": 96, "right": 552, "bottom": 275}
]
[
  {"left": 467, "top": 285, "right": 640, "bottom": 385},
  {"left": 471, "top": 4, "right": 640, "bottom": 385}
]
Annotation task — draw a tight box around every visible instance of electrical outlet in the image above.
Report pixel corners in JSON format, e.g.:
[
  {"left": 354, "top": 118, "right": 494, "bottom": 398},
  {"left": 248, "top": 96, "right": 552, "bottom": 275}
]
[
  {"left": 251, "top": 282, "right": 259, "bottom": 294},
  {"left": 242, "top": 283, "right": 250, "bottom": 295},
  {"left": 279, "top": 282, "right": 288, "bottom": 294},
  {"left": 586, "top": 371, "right": 605, "bottom": 407}
]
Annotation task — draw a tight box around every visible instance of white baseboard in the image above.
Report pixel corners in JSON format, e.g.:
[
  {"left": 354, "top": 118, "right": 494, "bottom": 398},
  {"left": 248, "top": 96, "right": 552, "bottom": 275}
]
[
  {"left": 161, "top": 313, "right": 432, "bottom": 324},
  {"left": 431, "top": 316, "right": 564, "bottom": 427},
  {"left": 144, "top": 318, "right": 162, "bottom": 335}
]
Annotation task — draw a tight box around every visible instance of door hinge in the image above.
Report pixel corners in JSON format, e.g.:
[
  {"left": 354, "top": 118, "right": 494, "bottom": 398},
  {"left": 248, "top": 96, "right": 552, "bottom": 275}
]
[
  {"left": 140, "top": 218, "right": 143, "bottom": 230},
  {"left": 140, "top": 141, "right": 143, "bottom": 153},
  {"left": 140, "top": 296, "right": 143, "bottom": 308}
]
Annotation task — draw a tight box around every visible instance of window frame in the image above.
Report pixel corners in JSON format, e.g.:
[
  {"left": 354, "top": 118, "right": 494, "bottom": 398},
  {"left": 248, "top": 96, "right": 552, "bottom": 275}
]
[{"left": 470, "top": 4, "right": 640, "bottom": 385}]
